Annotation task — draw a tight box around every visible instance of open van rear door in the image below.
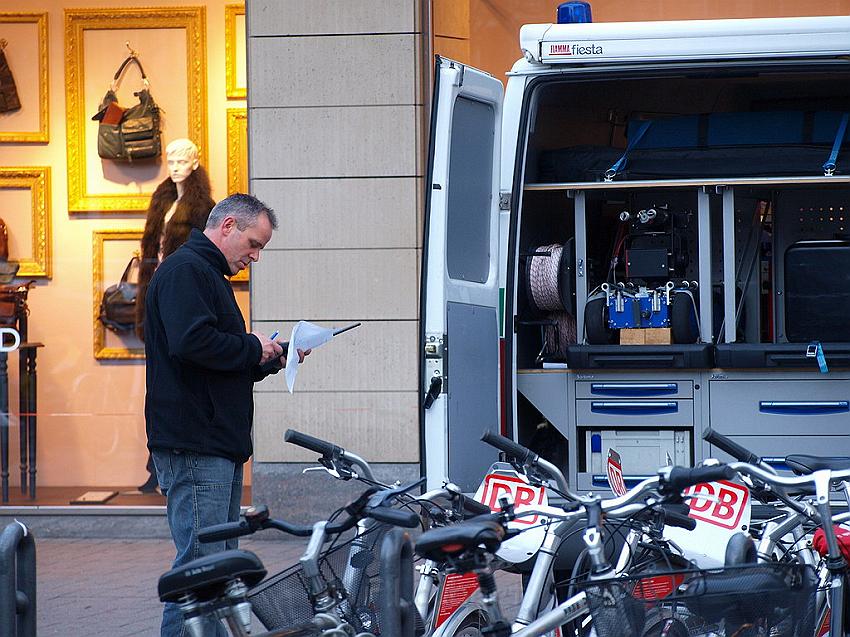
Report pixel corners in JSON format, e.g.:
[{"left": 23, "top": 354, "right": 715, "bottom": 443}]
[{"left": 421, "top": 58, "right": 503, "bottom": 491}]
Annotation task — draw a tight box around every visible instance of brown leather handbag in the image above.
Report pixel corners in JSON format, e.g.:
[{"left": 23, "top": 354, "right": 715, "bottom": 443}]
[
  {"left": 99, "top": 256, "right": 140, "bottom": 333},
  {"left": 91, "top": 56, "right": 161, "bottom": 162},
  {"left": 0, "top": 44, "right": 21, "bottom": 114}
]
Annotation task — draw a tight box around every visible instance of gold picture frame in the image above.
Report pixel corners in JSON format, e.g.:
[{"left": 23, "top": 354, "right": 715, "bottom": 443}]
[
  {"left": 0, "top": 13, "right": 48, "bottom": 143},
  {"left": 225, "top": 4, "right": 246, "bottom": 99},
  {"left": 227, "top": 108, "right": 249, "bottom": 283},
  {"left": 65, "top": 7, "right": 208, "bottom": 212},
  {"left": 0, "top": 167, "right": 52, "bottom": 278},
  {"left": 92, "top": 229, "right": 144, "bottom": 360}
]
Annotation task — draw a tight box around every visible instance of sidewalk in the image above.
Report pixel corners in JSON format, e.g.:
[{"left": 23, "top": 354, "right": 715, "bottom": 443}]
[
  {"left": 36, "top": 537, "right": 305, "bottom": 636},
  {"left": 35, "top": 537, "right": 522, "bottom": 636}
]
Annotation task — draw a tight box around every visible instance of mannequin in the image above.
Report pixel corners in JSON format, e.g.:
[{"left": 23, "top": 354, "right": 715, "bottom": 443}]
[
  {"left": 135, "top": 138, "right": 215, "bottom": 338},
  {"left": 136, "top": 138, "right": 214, "bottom": 492}
]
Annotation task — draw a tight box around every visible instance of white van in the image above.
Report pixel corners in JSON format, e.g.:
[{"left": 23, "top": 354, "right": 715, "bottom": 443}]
[{"left": 421, "top": 10, "right": 850, "bottom": 492}]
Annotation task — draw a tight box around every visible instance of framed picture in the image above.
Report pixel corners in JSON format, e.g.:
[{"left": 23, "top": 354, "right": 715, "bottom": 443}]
[
  {"left": 225, "top": 4, "right": 246, "bottom": 99},
  {"left": 227, "top": 108, "right": 249, "bottom": 283},
  {"left": 0, "top": 167, "right": 51, "bottom": 278},
  {"left": 92, "top": 229, "right": 144, "bottom": 360},
  {"left": 65, "top": 7, "right": 207, "bottom": 212},
  {"left": 0, "top": 13, "right": 48, "bottom": 143}
]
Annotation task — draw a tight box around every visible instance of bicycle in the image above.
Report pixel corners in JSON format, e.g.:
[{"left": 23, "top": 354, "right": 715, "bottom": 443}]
[
  {"left": 156, "top": 480, "right": 422, "bottom": 636},
  {"left": 415, "top": 459, "right": 819, "bottom": 637}
]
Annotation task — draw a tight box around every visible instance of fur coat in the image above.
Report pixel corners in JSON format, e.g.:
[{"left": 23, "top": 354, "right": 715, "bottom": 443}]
[{"left": 135, "top": 165, "right": 215, "bottom": 338}]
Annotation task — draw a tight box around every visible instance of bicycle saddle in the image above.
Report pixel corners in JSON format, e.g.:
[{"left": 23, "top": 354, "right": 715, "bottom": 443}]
[
  {"left": 416, "top": 520, "right": 505, "bottom": 562},
  {"left": 158, "top": 549, "right": 267, "bottom": 603},
  {"left": 784, "top": 454, "right": 850, "bottom": 474}
]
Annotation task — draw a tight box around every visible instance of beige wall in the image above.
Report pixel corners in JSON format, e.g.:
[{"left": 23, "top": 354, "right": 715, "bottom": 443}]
[
  {"left": 0, "top": 0, "right": 248, "bottom": 488},
  {"left": 247, "top": 0, "right": 426, "bottom": 464}
]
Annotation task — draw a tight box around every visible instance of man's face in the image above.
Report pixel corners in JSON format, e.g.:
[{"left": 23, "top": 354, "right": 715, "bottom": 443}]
[
  {"left": 167, "top": 152, "right": 199, "bottom": 184},
  {"left": 219, "top": 214, "right": 273, "bottom": 275}
]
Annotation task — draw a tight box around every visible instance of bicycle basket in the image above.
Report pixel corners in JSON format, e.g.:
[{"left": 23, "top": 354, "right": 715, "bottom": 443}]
[
  {"left": 580, "top": 562, "right": 817, "bottom": 637},
  {"left": 248, "top": 523, "right": 389, "bottom": 633}
]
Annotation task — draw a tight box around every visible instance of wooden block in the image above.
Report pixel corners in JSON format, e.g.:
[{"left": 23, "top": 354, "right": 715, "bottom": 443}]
[
  {"left": 619, "top": 329, "right": 645, "bottom": 345},
  {"left": 643, "top": 328, "right": 672, "bottom": 345}
]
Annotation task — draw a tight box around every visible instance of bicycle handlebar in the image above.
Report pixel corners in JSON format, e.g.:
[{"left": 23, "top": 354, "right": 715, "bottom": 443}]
[
  {"left": 702, "top": 427, "right": 761, "bottom": 465},
  {"left": 480, "top": 430, "right": 573, "bottom": 496},
  {"left": 368, "top": 506, "right": 420, "bottom": 528},
  {"left": 661, "top": 464, "right": 735, "bottom": 493},
  {"left": 285, "top": 428, "right": 376, "bottom": 481},
  {"left": 663, "top": 508, "right": 697, "bottom": 531},
  {"left": 481, "top": 430, "right": 535, "bottom": 464},
  {"left": 285, "top": 428, "right": 341, "bottom": 457}
]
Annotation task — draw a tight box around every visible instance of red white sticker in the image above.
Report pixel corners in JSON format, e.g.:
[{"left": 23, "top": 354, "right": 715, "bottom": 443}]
[
  {"left": 476, "top": 473, "right": 546, "bottom": 525},
  {"left": 606, "top": 449, "right": 628, "bottom": 496},
  {"left": 683, "top": 480, "right": 750, "bottom": 530},
  {"left": 435, "top": 572, "right": 479, "bottom": 628}
]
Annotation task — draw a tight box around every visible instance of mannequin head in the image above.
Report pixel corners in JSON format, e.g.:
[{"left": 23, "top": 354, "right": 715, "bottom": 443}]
[{"left": 165, "top": 138, "right": 200, "bottom": 185}]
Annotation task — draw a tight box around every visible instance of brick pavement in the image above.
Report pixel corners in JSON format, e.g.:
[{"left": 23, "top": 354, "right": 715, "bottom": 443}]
[{"left": 34, "top": 537, "right": 523, "bottom": 636}]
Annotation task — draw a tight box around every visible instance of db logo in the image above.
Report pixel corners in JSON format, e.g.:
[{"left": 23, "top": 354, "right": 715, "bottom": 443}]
[
  {"left": 684, "top": 480, "right": 750, "bottom": 530},
  {"left": 606, "top": 449, "right": 627, "bottom": 496},
  {"left": 475, "top": 474, "right": 546, "bottom": 525}
]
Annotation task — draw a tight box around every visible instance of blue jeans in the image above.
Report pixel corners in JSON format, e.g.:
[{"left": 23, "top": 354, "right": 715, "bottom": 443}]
[{"left": 152, "top": 449, "right": 243, "bottom": 637}]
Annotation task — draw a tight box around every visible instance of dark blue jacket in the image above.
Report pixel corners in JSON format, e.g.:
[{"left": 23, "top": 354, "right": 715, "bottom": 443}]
[{"left": 144, "top": 229, "right": 280, "bottom": 462}]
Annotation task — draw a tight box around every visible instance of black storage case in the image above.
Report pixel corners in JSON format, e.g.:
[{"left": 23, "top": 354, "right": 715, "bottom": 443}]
[
  {"left": 784, "top": 240, "right": 850, "bottom": 343},
  {"left": 566, "top": 344, "right": 714, "bottom": 369},
  {"left": 715, "top": 343, "right": 850, "bottom": 369}
]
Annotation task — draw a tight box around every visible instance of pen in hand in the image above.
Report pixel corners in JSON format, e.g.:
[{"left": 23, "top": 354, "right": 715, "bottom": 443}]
[{"left": 270, "top": 331, "right": 279, "bottom": 341}]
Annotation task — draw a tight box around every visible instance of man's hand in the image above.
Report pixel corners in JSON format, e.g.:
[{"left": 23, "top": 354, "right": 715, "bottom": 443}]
[
  {"left": 253, "top": 331, "right": 284, "bottom": 364},
  {"left": 282, "top": 348, "right": 311, "bottom": 365}
]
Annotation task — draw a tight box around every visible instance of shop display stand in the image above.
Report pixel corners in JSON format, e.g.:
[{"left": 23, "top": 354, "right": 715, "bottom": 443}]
[{"left": 0, "top": 284, "right": 40, "bottom": 503}]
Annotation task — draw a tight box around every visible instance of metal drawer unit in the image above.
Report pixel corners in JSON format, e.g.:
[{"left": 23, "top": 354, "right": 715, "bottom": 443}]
[
  {"left": 706, "top": 374, "right": 850, "bottom": 472},
  {"left": 572, "top": 376, "right": 699, "bottom": 492},
  {"left": 709, "top": 379, "right": 850, "bottom": 436}
]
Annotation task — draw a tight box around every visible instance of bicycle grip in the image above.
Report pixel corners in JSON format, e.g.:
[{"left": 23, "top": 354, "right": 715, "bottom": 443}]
[
  {"left": 368, "top": 506, "right": 420, "bottom": 528},
  {"left": 285, "top": 428, "right": 340, "bottom": 457},
  {"left": 663, "top": 509, "right": 696, "bottom": 531},
  {"left": 198, "top": 521, "right": 253, "bottom": 543},
  {"left": 664, "top": 464, "right": 735, "bottom": 492},
  {"left": 702, "top": 427, "right": 760, "bottom": 465},
  {"left": 481, "top": 430, "right": 535, "bottom": 464},
  {"left": 460, "top": 495, "right": 492, "bottom": 517}
]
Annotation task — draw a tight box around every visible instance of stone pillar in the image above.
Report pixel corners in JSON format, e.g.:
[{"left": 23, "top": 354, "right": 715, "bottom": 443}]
[{"left": 246, "top": 0, "right": 427, "bottom": 519}]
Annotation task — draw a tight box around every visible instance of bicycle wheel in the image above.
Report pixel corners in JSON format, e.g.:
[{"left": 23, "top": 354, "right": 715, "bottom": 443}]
[{"left": 445, "top": 610, "right": 488, "bottom": 637}]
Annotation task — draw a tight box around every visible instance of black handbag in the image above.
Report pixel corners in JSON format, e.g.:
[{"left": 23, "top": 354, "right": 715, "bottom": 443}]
[
  {"left": 0, "top": 44, "right": 21, "bottom": 114},
  {"left": 91, "top": 56, "right": 161, "bottom": 162},
  {"left": 99, "top": 256, "right": 139, "bottom": 333}
]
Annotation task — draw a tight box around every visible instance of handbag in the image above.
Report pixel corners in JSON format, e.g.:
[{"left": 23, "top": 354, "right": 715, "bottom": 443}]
[
  {"left": 99, "top": 256, "right": 139, "bottom": 333},
  {"left": 91, "top": 55, "right": 161, "bottom": 162},
  {"left": 0, "top": 42, "right": 21, "bottom": 114}
]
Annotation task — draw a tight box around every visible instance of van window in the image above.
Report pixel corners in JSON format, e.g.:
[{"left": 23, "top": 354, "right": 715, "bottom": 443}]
[{"left": 446, "top": 96, "right": 494, "bottom": 283}]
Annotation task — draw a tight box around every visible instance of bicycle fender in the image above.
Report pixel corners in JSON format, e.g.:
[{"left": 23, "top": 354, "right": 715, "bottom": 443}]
[{"left": 431, "top": 601, "right": 488, "bottom": 637}]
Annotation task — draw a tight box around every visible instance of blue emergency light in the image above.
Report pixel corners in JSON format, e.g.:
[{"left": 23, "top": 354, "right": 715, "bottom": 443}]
[{"left": 557, "top": 1, "right": 592, "bottom": 24}]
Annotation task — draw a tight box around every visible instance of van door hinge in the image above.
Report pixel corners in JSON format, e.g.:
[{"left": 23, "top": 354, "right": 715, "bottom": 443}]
[{"left": 499, "top": 192, "right": 511, "bottom": 211}]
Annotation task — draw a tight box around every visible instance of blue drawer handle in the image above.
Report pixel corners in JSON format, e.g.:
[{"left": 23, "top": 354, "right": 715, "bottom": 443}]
[
  {"left": 592, "top": 474, "right": 653, "bottom": 488},
  {"left": 759, "top": 401, "right": 849, "bottom": 415},
  {"left": 591, "top": 383, "right": 678, "bottom": 397},
  {"left": 761, "top": 457, "right": 790, "bottom": 471},
  {"left": 591, "top": 401, "right": 678, "bottom": 415}
]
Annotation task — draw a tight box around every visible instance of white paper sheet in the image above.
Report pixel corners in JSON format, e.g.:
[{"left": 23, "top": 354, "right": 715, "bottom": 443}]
[{"left": 284, "top": 321, "right": 334, "bottom": 393}]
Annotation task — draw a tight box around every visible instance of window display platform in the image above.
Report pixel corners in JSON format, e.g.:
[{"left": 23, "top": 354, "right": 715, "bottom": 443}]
[{"left": 0, "top": 485, "right": 252, "bottom": 507}]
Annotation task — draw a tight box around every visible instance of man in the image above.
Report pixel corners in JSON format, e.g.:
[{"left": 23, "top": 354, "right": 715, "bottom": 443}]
[{"left": 145, "top": 193, "right": 298, "bottom": 637}]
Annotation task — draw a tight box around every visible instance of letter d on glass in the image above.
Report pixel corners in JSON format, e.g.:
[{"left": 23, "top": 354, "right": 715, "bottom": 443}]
[{"left": 0, "top": 328, "right": 21, "bottom": 352}]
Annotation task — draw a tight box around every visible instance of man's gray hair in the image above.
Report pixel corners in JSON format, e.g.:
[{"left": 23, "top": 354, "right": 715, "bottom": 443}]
[{"left": 206, "top": 193, "right": 278, "bottom": 230}]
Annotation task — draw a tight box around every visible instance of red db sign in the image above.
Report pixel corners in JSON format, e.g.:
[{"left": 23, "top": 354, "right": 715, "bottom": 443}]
[
  {"left": 683, "top": 480, "right": 750, "bottom": 530},
  {"left": 477, "top": 473, "right": 545, "bottom": 526}
]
